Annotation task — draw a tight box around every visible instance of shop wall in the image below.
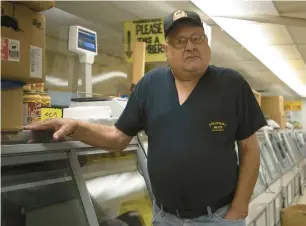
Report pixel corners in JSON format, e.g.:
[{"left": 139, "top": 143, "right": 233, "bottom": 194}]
[
  {"left": 284, "top": 98, "right": 305, "bottom": 129},
  {"left": 45, "top": 35, "right": 132, "bottom": 105},
  {"left": 302, "top": 98, "right": 306, "bottom": 129}
]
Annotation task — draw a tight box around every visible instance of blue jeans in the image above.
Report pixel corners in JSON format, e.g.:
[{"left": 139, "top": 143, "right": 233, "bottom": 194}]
[{"left": 152, "top": 201, "right": 246, "bottom": 226}]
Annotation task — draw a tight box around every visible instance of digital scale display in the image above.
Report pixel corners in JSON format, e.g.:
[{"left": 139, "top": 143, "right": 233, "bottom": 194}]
[{"left": 78, "top": 29, "right": 96, "bottom": 53}]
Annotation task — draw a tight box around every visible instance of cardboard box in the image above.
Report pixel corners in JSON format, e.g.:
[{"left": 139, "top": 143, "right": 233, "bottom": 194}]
[
  {"left": 1, "top": 2, "right": 46, "bottom": 83},
  {"left": 281, "top": 204, "right": 306, "bottom": 226},
  {"left": 16, "top": 1, "right": 55, "bottom": 12},
  {"left": 1, "top": 87, "right": 23, "bottom": 132}
]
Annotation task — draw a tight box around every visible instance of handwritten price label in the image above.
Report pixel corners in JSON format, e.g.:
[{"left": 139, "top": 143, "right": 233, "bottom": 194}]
[{"left": 41, "top": 108, "right": 63, "bottom": 121}]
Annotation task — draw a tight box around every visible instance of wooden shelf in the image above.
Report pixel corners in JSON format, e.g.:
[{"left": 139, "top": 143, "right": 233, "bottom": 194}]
[
  {"left": 131, "top": 42, "right": 146, "bottom": 85},
  {"left": 252, "top": 89, "right": 262, "bottom": 107},
  {"left": 261, "top": 96, "right": 286, "bottom": 129}
]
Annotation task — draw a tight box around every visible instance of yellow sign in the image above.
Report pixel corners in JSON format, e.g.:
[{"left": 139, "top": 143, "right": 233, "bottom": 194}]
[
  {"left": 41, "top": 108, "right": 63, "bottom": 121},
  {"left": 284, "top": 100, "right": 302, "bottom": 111},
  {"left": 124, "top": 18, "right": 166, "bottom": 63}
]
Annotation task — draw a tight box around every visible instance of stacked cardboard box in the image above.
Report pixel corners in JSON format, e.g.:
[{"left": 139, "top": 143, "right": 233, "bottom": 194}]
[
  {"left": 261, "top": 96, "right": 286, "bottom": 129},
  {"left": 1, "top": 1, "right": 54, "bottom": 131},
  {"left": 17, "top": 1, "right": 55, "bottom": 12},
  {"left": 281, "top": 204, "right": 306, "bottom": 226}
]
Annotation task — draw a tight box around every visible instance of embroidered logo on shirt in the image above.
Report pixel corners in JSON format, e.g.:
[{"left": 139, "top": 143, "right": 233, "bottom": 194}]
[{"left": 209, "top": 121, "right": 227, "bottom": 132}]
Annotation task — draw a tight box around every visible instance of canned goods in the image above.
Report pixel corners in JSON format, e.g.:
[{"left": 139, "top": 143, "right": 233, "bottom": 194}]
[
  {"left": 23, "top": 91, "right": 42, "bottom": 125},
  {"left": 32, "top": 83, "right": 44, "bottom": 92},
  {"left": 23, "top": 84, "right": 32, "bottom": 92},
  {"left": 39, "top": 92, "right": 51, "bottom": 108}
]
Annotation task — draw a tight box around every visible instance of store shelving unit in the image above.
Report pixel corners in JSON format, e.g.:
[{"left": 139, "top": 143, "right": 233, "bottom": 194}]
[{"left": 247, "top": 129, "right": 306, "bottom": 226}]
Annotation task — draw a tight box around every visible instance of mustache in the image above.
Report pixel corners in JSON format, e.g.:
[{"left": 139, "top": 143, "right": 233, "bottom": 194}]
[
  {"left": 184, "top": 50, "right": 201, "bottom": 58},
  {"left": 185, "top": 55, "right": 201, "bottom": 59}
]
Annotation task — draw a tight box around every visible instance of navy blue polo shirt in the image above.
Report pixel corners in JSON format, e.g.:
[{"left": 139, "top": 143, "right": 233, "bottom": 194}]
[{"left": 115, "top": 65, "right": 267, "bottom": 209}]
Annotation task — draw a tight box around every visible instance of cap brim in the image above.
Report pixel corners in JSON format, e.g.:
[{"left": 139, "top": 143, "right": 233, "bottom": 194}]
[{"left": 165, "top": 18, "right": 203, "bottom": 38}]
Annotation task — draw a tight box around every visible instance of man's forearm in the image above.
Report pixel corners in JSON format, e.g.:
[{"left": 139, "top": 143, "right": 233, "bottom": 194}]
[
  {"left": 71, "top": 120, "right": 129, "bottom": 151},
  {"left": 231, "top": 141, "right": 260, "bottom": 211}
]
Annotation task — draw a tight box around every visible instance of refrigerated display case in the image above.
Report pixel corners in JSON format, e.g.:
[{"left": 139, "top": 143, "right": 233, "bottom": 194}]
[
  {"left": 76, "top": 146, "right": 153, "bottom": 226},
  {"left": 260, "top": 142, "right": 281, "bottom": 182},
  {"left": 1, "top": 130, "right": 150, "bottom": 226},
  {"left": 2, "top": 156, "right": 89, "bottom": 226},
  {"left": 2, "top": 129, "right": 305, "bottom": 226},
  {"left": 279, "top": 131, "right": 303, "bottom": 162},
  {"left": 267, "top": 132, "right": 293, "bottom": 171},
  {"left": 1, "top": 132, "right": 96, "bottom": 226},
  {"left": 287, "top": 130, "right": 305, "bottom": 158},
  {"left": 252, "top": 174, "right": 266, "bottom": 199}
]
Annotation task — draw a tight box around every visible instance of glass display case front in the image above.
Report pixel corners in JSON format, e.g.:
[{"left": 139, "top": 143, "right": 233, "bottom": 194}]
[
  {"left": 252, "top": 175, "right": 266, "bottom": 199},
  {"left": 260, "top": 156, "right": 274, "bottom": 185},
  {"left": 260, "top": 142, "right": 281, "bottom": 181},
  {"left": 268, "top": 133, "right": 292, "bottom": 171},
  {"left": 77, "top": 150, "right": 152, "bottom": 226},
  {"left": 279, "top": 132, "right": 302, "bottom": 162},
  {"left": 2, "top": 153, "right": 90, "bottom": 226},
  {"left": 287, "top": 131, "right": 305, "bottom": 157}
]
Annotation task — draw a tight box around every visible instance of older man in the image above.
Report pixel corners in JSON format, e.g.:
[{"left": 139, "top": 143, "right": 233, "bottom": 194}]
[{"left": 25, "top": 10, "right": 267, "bottom": 226}]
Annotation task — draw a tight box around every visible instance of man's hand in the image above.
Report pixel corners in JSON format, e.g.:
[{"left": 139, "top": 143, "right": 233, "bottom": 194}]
[
  {"left": 228, "top": 133, "right": 260, "bottom": 221},
  {"left": 224, "top": 206, "right": 248, "bottom": 221},
  {"left": 24, "top": 118, "right": 79, "bottom": 141},
  {"left": 24, "top": 119, "right": 133, "bottom": 151}
]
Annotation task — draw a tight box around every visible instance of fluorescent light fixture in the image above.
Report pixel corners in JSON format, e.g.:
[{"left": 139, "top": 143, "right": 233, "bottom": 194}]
[
  {"left": 46, "top": 71, "right": 128, "bottom": 87},
  {"left": 212, "top": 17, "right": 306, "bottom": 97},
  {"left": 203, "top": 22, "right": 212, "bottom": 47},
  {"left": 192, "top": 0, "right": 306, "bottom": 97}
]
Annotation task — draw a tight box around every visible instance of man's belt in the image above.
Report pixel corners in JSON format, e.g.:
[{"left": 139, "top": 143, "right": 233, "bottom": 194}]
[{"left": 155, "top": 193, "right": 234, "bottom": 219}]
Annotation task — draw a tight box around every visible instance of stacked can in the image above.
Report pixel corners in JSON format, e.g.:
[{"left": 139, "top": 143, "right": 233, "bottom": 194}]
[{"left": 22, "top": 83, "right": 51, "bottom": 125}]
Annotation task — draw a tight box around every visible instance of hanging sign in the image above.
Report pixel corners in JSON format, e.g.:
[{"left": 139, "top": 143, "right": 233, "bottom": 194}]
[
  {"left": 284, "top": 100, "right": 303, "bottom": 129},
  {"left": 284, "top": 100, "right": 302, "bottom": 111},
  {"left": 124, "top": 18, "right": 166, "bottom": 63}
]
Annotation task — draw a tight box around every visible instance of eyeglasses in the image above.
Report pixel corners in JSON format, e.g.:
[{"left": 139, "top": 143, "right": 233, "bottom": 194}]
[{"left": 168, "top": 34, "right": 206, "bottom": 49}]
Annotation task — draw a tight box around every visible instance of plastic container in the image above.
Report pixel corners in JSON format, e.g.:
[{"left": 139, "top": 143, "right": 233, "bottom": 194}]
[
  {"left": 23, "top": 91, "right": 42, "bottom": 125},
  {"left": 39, "top": 92, "right": 51, "bottom": 108}
]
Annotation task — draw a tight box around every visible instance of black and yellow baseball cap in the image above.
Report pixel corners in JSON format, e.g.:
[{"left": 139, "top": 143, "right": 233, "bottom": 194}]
[{"left": 163, "top": 10, "right": 203, "bottom": 38}]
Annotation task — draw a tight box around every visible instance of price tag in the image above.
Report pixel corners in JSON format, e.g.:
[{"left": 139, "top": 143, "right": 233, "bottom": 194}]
[{"left": 41, "top": 108, "right": 63, "bottom": 121}]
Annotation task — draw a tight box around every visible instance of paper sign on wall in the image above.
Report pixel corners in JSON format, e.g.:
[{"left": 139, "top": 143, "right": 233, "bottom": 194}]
[
  {"left": 1, "top": 37, "right": 20, "bottom": 62},
  {"left": 124, "top": 19, "right": 166, "bottom": 63}
]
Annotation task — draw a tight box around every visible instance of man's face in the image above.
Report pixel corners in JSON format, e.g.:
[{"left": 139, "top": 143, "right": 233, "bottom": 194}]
[{"left": 163, "top": 21, "right": 211, "bottom": 78}]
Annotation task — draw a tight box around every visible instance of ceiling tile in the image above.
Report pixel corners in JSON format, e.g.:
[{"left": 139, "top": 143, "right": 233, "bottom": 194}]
[
  {"left": 257, "top": 24, "right": 295, "bottom": 45},
  {"left": 265, "top": 45, "right": 302, "bottom": 60},
  {"left": 232, "top": 47, "right": 257, "bottom": 61},
  {"left": 287, "top": 27, "right": 306, "bottom": 44},
  {"left": 298, "top": 45, "right": 306, "bottom": 59},
  {"left": 274, "top": 1, "right": 306, "bottom": 14},
  {"left": 287, "top": 60, "right": 306, "bottom": 70},
  {"left": 295, "top": 70, "right": 306, "bottom": 85},
  {"left": 236, "top": 60, "right": 269, "bottom": 72},
  {"left": 211, "top": 26, "right": 241, "bottom": 47}
]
